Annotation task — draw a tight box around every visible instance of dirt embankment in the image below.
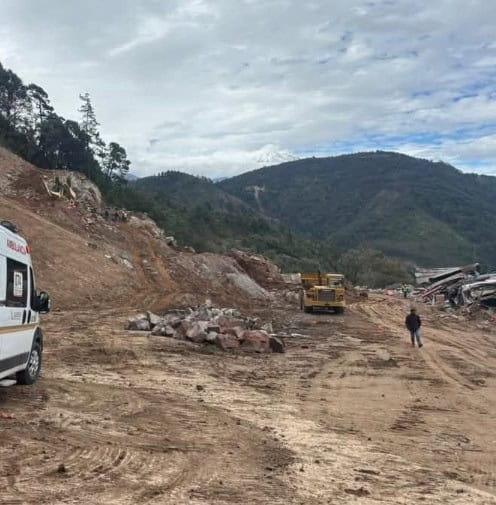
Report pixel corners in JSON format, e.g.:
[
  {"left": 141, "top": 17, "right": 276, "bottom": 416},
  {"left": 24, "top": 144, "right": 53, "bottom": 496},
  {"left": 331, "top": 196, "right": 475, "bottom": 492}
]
[
  {"left": 0, "top": 147, "right": 280, "bottom": 311},
  {"left": 1, "top": 148, "right": 496, "bottom": 504}
]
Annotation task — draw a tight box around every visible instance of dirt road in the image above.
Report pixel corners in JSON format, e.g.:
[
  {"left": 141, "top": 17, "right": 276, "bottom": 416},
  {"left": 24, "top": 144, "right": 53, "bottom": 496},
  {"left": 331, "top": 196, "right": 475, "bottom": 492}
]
[{"left": 1, "top": 296, "right": 496, "bottom": 504}]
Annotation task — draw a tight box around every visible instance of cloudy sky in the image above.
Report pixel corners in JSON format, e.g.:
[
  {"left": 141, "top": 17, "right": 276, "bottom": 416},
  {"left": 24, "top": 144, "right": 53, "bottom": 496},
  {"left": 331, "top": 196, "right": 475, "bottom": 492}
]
[{"left": 1, "top": 0, "right": 496, "bottom": 177}]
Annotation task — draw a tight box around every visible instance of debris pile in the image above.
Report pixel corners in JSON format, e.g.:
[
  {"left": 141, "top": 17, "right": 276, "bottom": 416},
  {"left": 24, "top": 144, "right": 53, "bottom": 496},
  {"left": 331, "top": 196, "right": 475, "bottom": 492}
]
[
  {"left": 416, "top": 263, "right": 496, "bottom": 308},
  {"left": 126, "top": 304, "right": 285, "bottom": 353}
]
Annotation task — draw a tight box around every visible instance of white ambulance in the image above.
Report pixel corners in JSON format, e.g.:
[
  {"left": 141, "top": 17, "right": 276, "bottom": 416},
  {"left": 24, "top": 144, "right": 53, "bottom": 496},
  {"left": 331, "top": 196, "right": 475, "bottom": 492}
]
[{"left": 0, "top": 221, "right": 50, "bottom": 385}]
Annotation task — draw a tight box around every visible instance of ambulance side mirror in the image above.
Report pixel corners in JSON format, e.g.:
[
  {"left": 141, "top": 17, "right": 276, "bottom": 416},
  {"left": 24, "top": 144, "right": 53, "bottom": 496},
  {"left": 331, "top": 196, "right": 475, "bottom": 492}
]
[{"left": 34, "top": 291, "right": 51, "bottom": 314}]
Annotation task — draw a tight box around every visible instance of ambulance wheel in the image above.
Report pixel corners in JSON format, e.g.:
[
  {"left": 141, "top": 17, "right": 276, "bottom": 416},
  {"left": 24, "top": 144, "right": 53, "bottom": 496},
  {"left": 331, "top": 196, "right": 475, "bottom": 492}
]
[
  {"left": 16, "top": 342, "right": 42, "bottom": 385},
  {"left": 304, "top": 306, "right": 313, "bottom": 313}
]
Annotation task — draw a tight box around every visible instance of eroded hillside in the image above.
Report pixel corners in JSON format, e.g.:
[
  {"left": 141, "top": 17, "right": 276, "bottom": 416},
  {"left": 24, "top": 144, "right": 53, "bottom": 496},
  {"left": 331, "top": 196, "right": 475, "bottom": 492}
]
[{"left": 0, "top": 147, "right": 279, "bottom": 311}]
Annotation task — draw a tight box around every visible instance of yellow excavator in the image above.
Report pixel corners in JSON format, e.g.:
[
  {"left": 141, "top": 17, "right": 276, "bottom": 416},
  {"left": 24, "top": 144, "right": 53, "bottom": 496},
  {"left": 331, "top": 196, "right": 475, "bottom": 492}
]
[{"left": 300, "top": 272, "right": 346, "bottom": 314}]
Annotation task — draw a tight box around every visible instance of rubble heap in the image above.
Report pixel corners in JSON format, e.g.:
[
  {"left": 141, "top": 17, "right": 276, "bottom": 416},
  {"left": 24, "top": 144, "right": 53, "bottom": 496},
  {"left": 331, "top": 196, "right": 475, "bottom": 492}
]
[
  {"left": 126, "top": 304, "right": 285, "bottom": 353},
  {"left": 416, "top": 263, "right": 496, "bottom": 308}
]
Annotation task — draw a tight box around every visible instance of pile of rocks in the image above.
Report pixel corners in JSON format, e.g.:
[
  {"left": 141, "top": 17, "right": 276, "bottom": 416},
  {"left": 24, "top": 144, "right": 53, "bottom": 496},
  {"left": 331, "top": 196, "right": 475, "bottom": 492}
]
[{"left": 126, "top": 304, "right": 285, "bottom": 353}]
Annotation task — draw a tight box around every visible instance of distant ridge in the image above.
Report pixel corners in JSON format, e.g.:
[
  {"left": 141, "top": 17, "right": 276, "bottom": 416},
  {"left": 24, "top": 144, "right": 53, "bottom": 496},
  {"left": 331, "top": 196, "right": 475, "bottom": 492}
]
[{"left": 220, "top": 151, "right": 496, "bottom": 268}]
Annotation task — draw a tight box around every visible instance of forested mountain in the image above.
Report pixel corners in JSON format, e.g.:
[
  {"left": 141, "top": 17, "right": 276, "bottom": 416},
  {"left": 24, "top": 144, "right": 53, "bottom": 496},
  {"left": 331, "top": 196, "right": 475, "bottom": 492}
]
[
  {"left": 132, "top": 172, "right": 343, "bottom": 273},
  {"left": 220, "top": 152, "right": 496, "bottom": 268}
]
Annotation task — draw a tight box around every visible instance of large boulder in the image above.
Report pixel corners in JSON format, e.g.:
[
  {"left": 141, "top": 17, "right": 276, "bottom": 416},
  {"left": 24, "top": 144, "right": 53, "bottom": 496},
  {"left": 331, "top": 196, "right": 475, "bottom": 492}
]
[
  {"left": 206, "top": 324, "right": 221, "bottom": 333},
  {"left": 222, "top": 326, "right": 245, "bottom": 339},
  {"left": 186, "top": 321, "right": 209, "bottom": 343},
  {"left": 126, "top": 314, "right": 150, "bottom": 331},
  {"left": 239, "top": 330, "right": 271, "bottom": 353},
  {"left": 146, "top": 311, "right": 163, "bottom": 328},
  {"left": 151, "top": 324, "right": 176, "bottom": 337},
  {"left": 205, "top": 331, "right": 219, "bottom": 344},
  {"left": 163, "top": 314, "right": 183, "bottom": 328},
  {"left": 177, "top": 320, "right": 192, "bottom": 338},
  {"left": 216, "top": 315, "right": 246, "bottom": 331},
  {"left": 216, "top": 334, "right": 240, "bottom": 351}
]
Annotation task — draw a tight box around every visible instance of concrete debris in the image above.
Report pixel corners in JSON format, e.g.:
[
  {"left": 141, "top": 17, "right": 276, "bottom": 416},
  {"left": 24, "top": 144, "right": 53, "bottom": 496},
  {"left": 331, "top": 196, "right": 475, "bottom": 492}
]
[
  {"left": 415, "top": 266, "right": 469, "bottom": 286},
  {"left": 126, "top": 304, "right": 285, "bottom": 353},
  {"left": 416, "top": 263, "right": 496, "bottom": 310}
]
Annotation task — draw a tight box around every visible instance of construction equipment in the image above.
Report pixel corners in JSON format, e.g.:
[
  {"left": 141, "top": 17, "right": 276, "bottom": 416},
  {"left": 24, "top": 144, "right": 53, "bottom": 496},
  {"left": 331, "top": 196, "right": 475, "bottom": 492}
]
[{"left": 300, "top": 272, "right": 346, "bottom": 314}]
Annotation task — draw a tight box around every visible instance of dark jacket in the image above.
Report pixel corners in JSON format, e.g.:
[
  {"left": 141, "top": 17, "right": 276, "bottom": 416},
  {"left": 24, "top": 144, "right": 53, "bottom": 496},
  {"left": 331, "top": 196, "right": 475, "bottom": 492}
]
[{"left": 405, "top": 313, "right": 421, "bottom": 331}]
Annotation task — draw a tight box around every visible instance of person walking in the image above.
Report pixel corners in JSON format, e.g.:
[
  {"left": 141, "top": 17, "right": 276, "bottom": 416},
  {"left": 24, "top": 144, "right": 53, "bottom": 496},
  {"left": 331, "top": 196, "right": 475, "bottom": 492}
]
[{"left": 405, "top": 308, "right": 423, "bottom": 348}]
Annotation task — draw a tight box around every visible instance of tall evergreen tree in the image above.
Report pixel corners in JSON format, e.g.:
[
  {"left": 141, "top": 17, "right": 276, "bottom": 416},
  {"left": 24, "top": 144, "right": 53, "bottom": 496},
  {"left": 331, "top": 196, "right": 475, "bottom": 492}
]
[{"left": 78, "top": 92, "right": 105, "bottom": 161}]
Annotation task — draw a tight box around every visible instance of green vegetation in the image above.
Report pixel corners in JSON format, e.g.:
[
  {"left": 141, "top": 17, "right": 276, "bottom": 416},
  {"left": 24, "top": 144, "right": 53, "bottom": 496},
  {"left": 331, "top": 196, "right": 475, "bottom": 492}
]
[
  {"left": 337, "top": 248, "right": 412, "bottom": 287},
  {"left": 220, "top": 152, "right": 496, "bottom": 270},
  {"left": 0, "top": 61, "right": 130, "bottom": 192},
  {"left": 132, "top": 172, "right": 341, "bottom": 273}
]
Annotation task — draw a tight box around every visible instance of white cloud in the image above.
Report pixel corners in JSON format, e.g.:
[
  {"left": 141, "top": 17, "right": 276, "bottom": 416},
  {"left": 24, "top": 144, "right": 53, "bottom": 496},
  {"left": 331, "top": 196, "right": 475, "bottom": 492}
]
[
  {"left": 1, "top": 0, "right": 496, "bottom": 176},
  {"left": 108, "top": 17, "right": 172, "bottom": 57}
]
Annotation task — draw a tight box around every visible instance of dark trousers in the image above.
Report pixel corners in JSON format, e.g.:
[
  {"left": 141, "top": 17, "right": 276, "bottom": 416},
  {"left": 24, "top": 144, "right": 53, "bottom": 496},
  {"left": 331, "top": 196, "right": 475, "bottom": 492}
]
[{"left": 410, "top": 329, "right": 422, "bottom": 347}]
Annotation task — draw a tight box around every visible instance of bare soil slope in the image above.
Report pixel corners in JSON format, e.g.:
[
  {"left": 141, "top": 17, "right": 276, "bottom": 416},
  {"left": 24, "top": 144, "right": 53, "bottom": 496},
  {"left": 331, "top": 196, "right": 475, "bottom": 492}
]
[{"left": 0, "top": 147, "right": 273, "bottom": 311}]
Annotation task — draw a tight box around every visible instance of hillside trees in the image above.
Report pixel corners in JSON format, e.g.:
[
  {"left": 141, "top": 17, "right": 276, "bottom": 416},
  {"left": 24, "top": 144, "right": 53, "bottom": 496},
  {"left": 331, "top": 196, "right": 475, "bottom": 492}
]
[
  {"left": 0, "top": 61, "right": 131, "bottom": 190},
  {"left": 78, "top": 92, "right": 105, "bottom": 162},
  {"left": 0, "top": 63, "right": 27, "bottom": 128},
  {"left": 103, "top": 141, "right": 130, "bottom": 182},
  {"left": 220, "top": 152, "right": 496, "bottom": 268},
  {"left": 26, "top": 84, "right": 53, "bottom": 133},
  {"left": 337, "top": 248, "right": 412, "bottom": 287}
]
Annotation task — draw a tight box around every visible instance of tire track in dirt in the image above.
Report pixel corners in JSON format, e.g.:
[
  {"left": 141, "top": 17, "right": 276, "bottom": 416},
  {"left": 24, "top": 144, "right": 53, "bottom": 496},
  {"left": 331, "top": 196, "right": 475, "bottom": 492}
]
[
  {"left": 348, "top": 298, "right": 496, "bottom": 495},
  {"left": 355, "top": 301, "right": 478, "bottom": 390},
  {"left": 0, "top": 384, "right": 202, "bottom": 504}
]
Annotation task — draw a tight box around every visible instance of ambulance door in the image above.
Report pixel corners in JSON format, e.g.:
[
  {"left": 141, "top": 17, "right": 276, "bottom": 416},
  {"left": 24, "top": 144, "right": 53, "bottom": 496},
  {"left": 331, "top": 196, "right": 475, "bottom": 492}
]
[
  {"left": 0, "top": 257, "right": 33, "bottom": 369},
  {"left": 0, "top": 254, "right": 6, "bottom": 363}
]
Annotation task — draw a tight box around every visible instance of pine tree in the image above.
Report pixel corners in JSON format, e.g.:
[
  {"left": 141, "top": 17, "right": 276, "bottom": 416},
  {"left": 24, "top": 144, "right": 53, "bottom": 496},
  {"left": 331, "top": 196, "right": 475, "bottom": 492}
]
[{"left": 78, "top": 92, "right": 105, "bottom": 160}]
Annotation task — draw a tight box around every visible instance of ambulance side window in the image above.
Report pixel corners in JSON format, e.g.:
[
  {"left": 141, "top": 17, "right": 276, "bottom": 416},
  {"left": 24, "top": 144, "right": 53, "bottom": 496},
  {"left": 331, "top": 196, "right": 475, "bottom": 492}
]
[{"left": 6, "top": 258, "right": 28, "bottom": 308}]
